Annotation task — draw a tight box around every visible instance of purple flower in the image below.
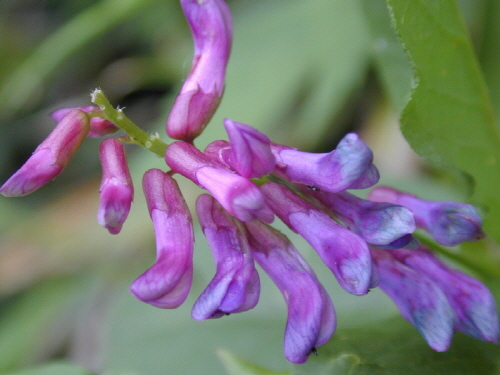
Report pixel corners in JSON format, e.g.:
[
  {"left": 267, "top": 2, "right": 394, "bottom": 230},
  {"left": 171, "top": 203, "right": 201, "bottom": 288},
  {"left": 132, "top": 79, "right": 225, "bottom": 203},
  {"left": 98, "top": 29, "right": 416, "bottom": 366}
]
[
  {"left": 130, "top": 169, "right": 194, "bottom": 308},
  {"left": 371, "top": 247, "right": 455, "bottom": 351},
  {"left": 369, "top": 187, "right": 484, "bottom": 246},
  {"left": 310, "top": 190, "right": 416, "bottom": 247},
  {"left": 166, "top": 141, "right": 274, "bottom": 223},
  {"left": 372, "top": 246, "right": 499, "bottom": 350},
  {"left": 271, "top": 133, "right": 379, "bottom": 193},
  {"left": 97, "top": 138, "right": 134, "bottom": 234},
  {"left": 399, "top": 247, "right": 499, "bottom": 343},
  {"left": 223, "top": 118, "right": 276, "bottom": 178},
  {"left": 166, "top": 0, "right": 233, "bottom": 142},
  {"left": 0, "top": 109, "right": 90, "bottom": 197},
  {"left": 261, "top": 182, "right": 373, "bottom": 295},
  {"left": 245, "top": 220, "right": 336, "bottom": 364},
  {"left": 192, "top": 194, "right": 260, "bottom": 319},
  {"left": 51, "top": 106, "right": 118, "bottom": 138}
]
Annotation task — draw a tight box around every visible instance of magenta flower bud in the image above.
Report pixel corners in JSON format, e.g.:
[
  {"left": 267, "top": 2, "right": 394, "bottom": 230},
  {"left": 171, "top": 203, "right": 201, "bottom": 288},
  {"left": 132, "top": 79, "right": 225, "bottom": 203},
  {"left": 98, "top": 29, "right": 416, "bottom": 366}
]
[
  {"left": 223, "top": 119, "right": 276, "bottom": 178},
  {"left": 311, "top": 190, "right": 415, "bottom": 247},
  {"left": 371, "top": 247, "right": 455, "bottom": 351},
  {"left": 166, "top": 0, "right": 233, "bottom": 142},
  {"left": 204, "top": 140, "right": 233, "bottom": 168},
  {"left": 166, "top": 141, "right": 274, "bottom": 223},
  {"left": 97, "top": 138, "right": 134, "bottom": 234},
  {"left": 271, "top": 133, "right": 379, "bottom": 193},
  {"left": 369, "top": 187, "right": 484, "bottom": 246},
  {"left": 0, "top": 109, "right": 90, "bottom": 197},
  {"left": 398, "top": 247, "right": 499, "bottom": 344},
  {"left": 51, "top": 106, "right": 118, "bottom": 138},
  {"left": 245, "top": 220, "right": 336, "bottom": 364},
  {"left": 261, "top": 182, "right": 372, "bottom": 295},
  {"left": 130, "top": 169, "right": 194, "bottom": 308},
  {"left": 192, "top": 194, "right": 260, "bottom": 320}
]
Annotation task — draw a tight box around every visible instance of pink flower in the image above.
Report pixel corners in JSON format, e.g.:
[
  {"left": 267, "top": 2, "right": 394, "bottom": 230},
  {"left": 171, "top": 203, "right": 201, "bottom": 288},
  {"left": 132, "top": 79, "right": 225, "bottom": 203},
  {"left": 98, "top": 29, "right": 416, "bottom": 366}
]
[
  {"left": 130, "top": 169, "right": 194, "bottom": 308},
  {"left": 97, "top": 138, "right": 134, "bottom": 234},
  {"left": 166, "top": 0, "right": 233, "bottom": 142},
  {"left": 0, "top": 109, "right": 89, "bottom": 197}
]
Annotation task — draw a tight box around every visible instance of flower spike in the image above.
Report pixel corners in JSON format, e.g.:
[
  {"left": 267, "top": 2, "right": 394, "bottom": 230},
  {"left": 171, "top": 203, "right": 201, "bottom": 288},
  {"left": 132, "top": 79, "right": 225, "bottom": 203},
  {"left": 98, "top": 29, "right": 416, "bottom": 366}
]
[
  {"left": 0, "top": 109, "right": 90, "bottom": 197},
  {"left": 166, "top": 0, "right": 233, "bottom": 142},
  {"left": 246, "top": 220, "right": 336, "bottom": 364},
  {"left": 130, "top": 169, "right": 194, "bottom": 308},
  {"left": 192, "top": 194, "right": 260, "bottom": 319},
  {"left": 97, "top": 138, "right": 134, "bottom": 234}
]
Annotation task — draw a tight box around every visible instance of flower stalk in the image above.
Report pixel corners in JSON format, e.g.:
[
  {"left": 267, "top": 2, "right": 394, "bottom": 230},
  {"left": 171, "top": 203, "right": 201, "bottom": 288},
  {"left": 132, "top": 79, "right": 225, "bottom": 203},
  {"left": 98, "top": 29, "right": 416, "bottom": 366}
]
[{"left": 91, "top": 89, "right": 168, "bottom": 157}]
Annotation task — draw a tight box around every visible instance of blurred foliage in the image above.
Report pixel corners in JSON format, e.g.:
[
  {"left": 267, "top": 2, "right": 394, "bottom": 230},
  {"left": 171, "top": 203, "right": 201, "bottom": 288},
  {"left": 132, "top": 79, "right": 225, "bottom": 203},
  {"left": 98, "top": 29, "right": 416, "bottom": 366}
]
[{"left": 0, "top": 0, "right": 500, "bottom": 374}]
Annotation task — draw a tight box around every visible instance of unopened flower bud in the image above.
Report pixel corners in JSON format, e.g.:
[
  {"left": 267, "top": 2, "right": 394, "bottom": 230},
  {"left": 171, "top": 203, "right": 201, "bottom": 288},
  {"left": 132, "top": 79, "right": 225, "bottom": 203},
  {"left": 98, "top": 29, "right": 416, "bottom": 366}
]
[
  {"left": 166, "top": 0, "right": 233, "bottom": 142},
  {"left": 97, "top": 138, "right": 134, "bottom": 234},
  {"left": 0, "top": 109, "right": 90, "bottom": 197},
  {"left": 51, "top": 106, "right": 118, "bottom": 137},
  {"left": 130, "top": 169, "right": 194, "bottom": 308}
]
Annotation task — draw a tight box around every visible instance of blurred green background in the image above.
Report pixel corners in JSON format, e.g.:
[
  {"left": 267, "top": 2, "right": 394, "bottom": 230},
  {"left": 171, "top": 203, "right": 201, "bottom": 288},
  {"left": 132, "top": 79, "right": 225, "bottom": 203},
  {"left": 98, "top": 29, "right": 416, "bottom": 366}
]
[{"left": 1, "top": 0, "right": 500, "bottom": 374}]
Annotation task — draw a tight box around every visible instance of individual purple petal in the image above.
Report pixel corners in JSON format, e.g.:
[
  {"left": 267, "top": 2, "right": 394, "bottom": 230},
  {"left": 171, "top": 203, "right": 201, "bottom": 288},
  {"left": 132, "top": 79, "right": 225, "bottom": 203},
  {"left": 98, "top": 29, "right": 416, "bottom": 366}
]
[
  {"left": 371, "top": 247, "right": 455, "bottom": 351},
  {"left": 310, "top": 190, "right": 415, "bottom": 247},
  {"left": 245, "top": 220, "right": 336, "bottom": 364},
  {"left": 192, "top": 194, "right": 260, "bottom": 320},
  {"left": 166, "top": 0, "right": 233, "bottom": 142},
  {"left": 261, "top": 182, "right": 372, "bottom": 295},
  {"left": 0, "top": 109, "right": 89, "bottom": 197},
  {"left": 399, "top": 247, "right": 499, "bottom": 343},
  {"left": 97, "top": 138, "right": 134, "bottom": 234},
  {"left": 369, "top": 187, "right": 484, "bottom": 246},
  {"left": 271, "top": 133, "right": 379, "bottom": 193},
  {"left": 51, "top": 105, "right": 118, "bottom": 137},
  {"left": 166, "top": 141, "right": 274, "bottom": 223},
  {"left": 223, "top": 118, "right": 276, "bottom": 178},
  {"left": 130, "top": 169, "right": 194, "bottom": 308}
]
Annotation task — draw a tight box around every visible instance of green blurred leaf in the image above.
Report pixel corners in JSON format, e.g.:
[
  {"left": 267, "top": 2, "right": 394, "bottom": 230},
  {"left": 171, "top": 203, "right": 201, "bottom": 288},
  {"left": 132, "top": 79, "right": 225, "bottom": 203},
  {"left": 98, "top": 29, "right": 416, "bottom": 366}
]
[
  {"left": 0, "top": 0, "right": 158, "bottom": 118},
  {"left": 0, "top": 362, "right": 91, "bottom": 375},
  {"left": 293, "top": 317, "right": 500, "bottom": 375},
  {"left": 198, "top": 0, "right": 371, "bottom": 150},
  {"left": 0, "top": 278, "right": 84, "bottom": 372},
  {"left": 218, "top": 350, "right": 291, "bottom": 375},
  {"left": 478, "top": 0, "right": 500, "bottom": 118},
  {"left": 386, "top": 0, "right": 500, "bottom": 245},
  {"left": 361, "top": 0, "right": 413, "bottom": 111}
]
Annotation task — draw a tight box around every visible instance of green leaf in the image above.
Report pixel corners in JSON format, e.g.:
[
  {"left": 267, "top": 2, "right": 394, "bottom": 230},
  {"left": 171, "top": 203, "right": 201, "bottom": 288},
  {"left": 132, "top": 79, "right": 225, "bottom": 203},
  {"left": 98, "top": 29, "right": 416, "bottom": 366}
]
[
  {"left": 385, "top": 0, "right": 500, "bottom": 245},
  {"left": 0, "top": 277, "right": 86, "bottom": 372},
  {"left": 293, "top": 317, "right": 500, "bottom": 375},
  {"left": 361, "top": 0, "right": 413, "bottom": 111},
  {"left": 0, "top": 0, "right": 158, "bottom": 118},
  {"left": 217, "top": 350, "right": 291, "bottom": 375},
  {"left": 0, "top": 362, "right": 91, "bottom": 375}
]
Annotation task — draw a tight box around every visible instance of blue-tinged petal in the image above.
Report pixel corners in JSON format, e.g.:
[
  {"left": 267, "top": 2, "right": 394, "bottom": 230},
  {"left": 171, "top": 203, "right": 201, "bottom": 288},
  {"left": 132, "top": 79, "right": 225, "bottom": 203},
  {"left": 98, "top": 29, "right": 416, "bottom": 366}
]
[{"left": 246, "top": 220, "right": 336, "bottom": 364}]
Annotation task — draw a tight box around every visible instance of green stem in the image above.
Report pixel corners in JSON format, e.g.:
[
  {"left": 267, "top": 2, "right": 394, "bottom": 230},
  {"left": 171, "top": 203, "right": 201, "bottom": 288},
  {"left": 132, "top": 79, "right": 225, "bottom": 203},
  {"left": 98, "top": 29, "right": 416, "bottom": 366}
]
[{"left": 91, "top": 89, "right": 168, "bottom": 157}]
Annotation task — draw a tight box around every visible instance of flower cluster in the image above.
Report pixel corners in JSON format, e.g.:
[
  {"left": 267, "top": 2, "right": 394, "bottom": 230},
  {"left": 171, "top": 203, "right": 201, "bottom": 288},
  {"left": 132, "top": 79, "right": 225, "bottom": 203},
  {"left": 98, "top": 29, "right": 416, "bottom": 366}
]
[{"left": 1, "top": 0, "right": 497, "bottom": 365}]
